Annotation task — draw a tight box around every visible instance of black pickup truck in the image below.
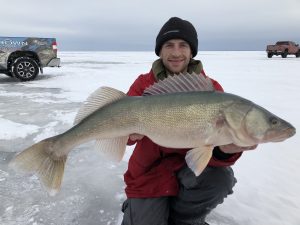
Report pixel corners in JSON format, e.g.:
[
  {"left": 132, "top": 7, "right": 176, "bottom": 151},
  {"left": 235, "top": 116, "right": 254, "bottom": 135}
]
[{"left": 0, "top": 37, "right": 60, "bottom": 81}]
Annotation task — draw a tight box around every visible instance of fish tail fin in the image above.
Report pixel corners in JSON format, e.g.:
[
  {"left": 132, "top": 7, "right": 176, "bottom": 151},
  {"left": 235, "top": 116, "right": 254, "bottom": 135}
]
[
  {"left": 185, "top": 145, "right": 214, "bottom": 176},
  {"left": 9, "top": 138, "right": 66, "bottom": 196}
]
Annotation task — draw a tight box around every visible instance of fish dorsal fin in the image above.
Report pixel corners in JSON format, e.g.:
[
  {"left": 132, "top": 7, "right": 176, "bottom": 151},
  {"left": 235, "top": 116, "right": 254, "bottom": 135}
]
[
  {"left": 74, "top": 86, "right": 126, "bottom": 125},
  {"left": 143, "top": 72, "right": 215, "bottom": 96}
]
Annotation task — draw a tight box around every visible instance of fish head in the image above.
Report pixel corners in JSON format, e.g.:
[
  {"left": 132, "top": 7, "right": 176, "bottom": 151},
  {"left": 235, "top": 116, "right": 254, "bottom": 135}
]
[
  {"left": 244, "top": 105, "right": 296, "bottom": 144},
  {"left": 224, "top": 99, "right": 296, "bottom": 146}
]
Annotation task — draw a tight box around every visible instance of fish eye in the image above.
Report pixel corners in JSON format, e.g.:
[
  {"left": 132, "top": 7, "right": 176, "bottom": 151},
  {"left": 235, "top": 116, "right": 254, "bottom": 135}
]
[{"left": 270, "top": 117, "right": 279, "bottom": 126}]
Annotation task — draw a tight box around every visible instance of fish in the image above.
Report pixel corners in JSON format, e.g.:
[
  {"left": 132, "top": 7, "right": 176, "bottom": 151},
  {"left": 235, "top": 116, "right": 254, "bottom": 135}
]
[{"left": 9, "top": 73, "right": 296, "bottom": 196}]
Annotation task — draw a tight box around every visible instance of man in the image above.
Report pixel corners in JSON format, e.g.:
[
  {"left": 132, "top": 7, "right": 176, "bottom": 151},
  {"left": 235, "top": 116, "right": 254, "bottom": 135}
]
[{"left": 121, "top": 17, "right": 257, "bottom": 225}]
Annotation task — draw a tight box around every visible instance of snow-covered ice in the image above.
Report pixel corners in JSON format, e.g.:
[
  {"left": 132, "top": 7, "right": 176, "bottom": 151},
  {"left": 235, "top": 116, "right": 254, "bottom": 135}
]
[{"left": 0, "top": 51, "right": 299, "bottom": 225}]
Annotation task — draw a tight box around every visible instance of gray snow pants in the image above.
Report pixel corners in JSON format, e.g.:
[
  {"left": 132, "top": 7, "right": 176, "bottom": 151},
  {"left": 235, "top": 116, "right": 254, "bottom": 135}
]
[{"left": 121, "top": 166, "right": 236, "bottom": 225}]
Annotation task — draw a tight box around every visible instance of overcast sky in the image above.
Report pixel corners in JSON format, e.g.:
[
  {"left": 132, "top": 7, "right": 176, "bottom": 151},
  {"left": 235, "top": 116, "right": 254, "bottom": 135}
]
[{"left": 1, "top": 0, "right": 300, "bottom": 51}]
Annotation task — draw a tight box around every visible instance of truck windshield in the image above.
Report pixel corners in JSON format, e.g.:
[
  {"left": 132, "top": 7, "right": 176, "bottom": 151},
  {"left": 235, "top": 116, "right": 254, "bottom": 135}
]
[{"left": 276, "top": 42, "right": 289, "bottom": 45}]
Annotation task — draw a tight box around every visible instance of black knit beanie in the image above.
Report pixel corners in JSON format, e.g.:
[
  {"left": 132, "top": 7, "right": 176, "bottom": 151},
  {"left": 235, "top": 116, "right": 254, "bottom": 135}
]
[{"left": 155, "top": 17, "right": 198, "bottom": 57}]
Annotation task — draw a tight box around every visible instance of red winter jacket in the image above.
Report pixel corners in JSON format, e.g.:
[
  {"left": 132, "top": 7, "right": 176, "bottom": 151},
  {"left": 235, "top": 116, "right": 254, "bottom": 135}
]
[{"left": 124, "top": 70, "right": 242, "bottom": 198}]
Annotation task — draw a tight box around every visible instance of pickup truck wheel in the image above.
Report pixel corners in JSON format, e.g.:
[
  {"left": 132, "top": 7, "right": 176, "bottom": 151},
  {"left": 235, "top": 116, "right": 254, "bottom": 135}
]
[
  {"left": 11, "top": 57, "right": 39, "bottom": 81},
  {"left": 281, "top": 50, "right": 288, "bottom": 58},
  {"left": 267, "top": 53, "right": 273, "bottom": 58}
]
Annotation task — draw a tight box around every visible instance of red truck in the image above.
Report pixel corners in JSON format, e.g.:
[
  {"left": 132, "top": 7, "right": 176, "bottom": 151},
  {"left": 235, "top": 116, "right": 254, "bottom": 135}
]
[{"left": 266, "top": 41, "right": 300, "bottom": 58}]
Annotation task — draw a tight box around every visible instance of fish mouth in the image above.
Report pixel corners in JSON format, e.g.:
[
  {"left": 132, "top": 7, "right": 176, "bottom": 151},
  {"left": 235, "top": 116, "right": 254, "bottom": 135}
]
[
  {"left": 284, "top": 127, "right": 296, "bottom": 138},
  {"left": 287, "top": 127, "right": 296, "bottom": 137},
  {"left": 269, "top": 127, "right": 296, "bottom": 142}
]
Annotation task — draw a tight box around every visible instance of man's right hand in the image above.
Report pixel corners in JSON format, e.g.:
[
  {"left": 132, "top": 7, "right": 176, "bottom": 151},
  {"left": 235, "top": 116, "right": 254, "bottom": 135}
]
[{"left": 129, "top": 134, "right": 145, "bottom": 141}]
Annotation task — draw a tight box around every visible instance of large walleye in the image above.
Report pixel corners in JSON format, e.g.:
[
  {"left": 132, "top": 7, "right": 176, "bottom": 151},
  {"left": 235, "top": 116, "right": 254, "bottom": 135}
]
[{"left": 10, "top": 73, "right": 296, "bottom": 195}]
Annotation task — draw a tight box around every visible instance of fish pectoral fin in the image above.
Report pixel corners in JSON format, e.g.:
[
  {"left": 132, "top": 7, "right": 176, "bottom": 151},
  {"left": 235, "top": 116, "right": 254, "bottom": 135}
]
[
  {"left": 94, "top": 136, "right": 129, "bottom": 162},
  {"left": 185, "top": 145, "right": 214, "bottom": 176}
]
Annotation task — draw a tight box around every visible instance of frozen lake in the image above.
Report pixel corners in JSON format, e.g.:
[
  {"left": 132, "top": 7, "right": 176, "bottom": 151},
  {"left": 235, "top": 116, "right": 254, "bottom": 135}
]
[{"left": 0, "top": 51, "right": 299, "bottom": 225}]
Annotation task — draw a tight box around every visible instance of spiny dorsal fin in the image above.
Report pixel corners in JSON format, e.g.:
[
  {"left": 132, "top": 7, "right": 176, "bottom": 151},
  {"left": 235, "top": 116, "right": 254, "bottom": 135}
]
[
  {"left": 143, "top": 72, "right": 215, "bottom": 96},
  {"left": 74, "top": 87, "right": 126, "bottom": 125}
]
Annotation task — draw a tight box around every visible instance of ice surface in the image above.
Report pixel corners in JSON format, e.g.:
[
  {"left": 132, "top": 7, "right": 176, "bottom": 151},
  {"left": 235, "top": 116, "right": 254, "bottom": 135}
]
[{"left": 0, "top": 51, "right": 299, "bottom": 225}]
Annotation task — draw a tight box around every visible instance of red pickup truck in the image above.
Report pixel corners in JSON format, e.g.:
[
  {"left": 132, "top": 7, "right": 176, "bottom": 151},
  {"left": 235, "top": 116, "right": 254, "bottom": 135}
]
[{"left": 266, "top": 41, "right": 300, "bottom": 58}]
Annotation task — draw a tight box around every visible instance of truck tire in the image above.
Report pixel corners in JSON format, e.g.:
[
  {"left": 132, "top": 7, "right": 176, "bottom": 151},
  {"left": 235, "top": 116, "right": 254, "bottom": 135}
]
[
  {"left": 11, "top": 57, "right": 39, "bottom": 81},
  {"left": 296, "top": 51, "right": 300, "bottom": 58},
  {"left": 281, "top": 50, "right": 288, "bottom": 58},
  {"left": 267, "top": 53, "right": 273, "bottom": 58}
]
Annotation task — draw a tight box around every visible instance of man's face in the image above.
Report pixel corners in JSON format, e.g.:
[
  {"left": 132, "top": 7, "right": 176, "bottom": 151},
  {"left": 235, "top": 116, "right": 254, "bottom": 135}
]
[{"left": 159, "top": 39, "right": 192, "bottom": 74}]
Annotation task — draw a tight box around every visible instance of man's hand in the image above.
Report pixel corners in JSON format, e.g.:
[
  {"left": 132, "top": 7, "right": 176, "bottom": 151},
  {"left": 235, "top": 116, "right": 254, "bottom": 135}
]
[
  {"left": 129, "top": 133, "right": 145, "bottom": 141},
  {"left": 219, "top": 144, "right": 258, "bottom": 154}
]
